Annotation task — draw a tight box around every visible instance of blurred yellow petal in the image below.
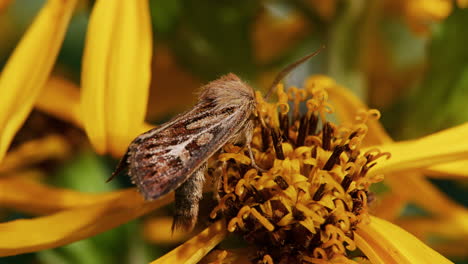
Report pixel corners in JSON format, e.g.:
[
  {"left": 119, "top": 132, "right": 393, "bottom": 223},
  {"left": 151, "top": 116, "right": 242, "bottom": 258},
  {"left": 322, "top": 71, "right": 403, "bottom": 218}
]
[
  {"left": 0, "top": 177, "right": 152, "bottom": 214},
  {"left": 406, "top": 0, "right": 452, "bottom": 21},
  {"left": 328, "top": 84, "right": 392, "bottom": 145},
  {"left": 369, "top": 123, "right": 468, "bottom": 176},
  {"left": 0, "top": 135, "right": 70, "bottom": 174},
  {"left": 36, "top": 76, "right": 81, "bottom": 127},
  {"left": 372, "top": 193, "right": 407, "bottom": 221},
  {"left": 143, "top": 216, "right": 191, "bottom": 244},
  {"left": 252, "top": 10, "right": 308, "bottom": 64},
  {"left": 0, "top": 0, "right": 13, "bottom": 12},
  {"left": 423, "top": 160, "right": 468, "bottom": 179},
  {"left": 81, "top": 0, "right": 152, "bottom": 156},
  {"left": 152, "top": 220, "right": 228, "bottom": 264},
  {"left": 458, "top": 0, "right": 468, "bottom": 8},
  {"left": 0, "top": 0, "right": 77, "bottom": 162},
  {"left": 432, "top": 239, "right": 468, "bottom": 257},
  {"left": 0, "top": 189, "right": 173, "bottom": 257},
  {"left": 146, "top": 46, "right": 201, "bottom": 120},
  {"left": 397, "top": 216, "right": 468, "bottom": 241},
  {"left": 306, "top": 0, "right": 338, "bottom": 20},
  {"left": 386, "top": 172, "right": 468, "bottom": 218},
  {"left": 355, "top": 216, "right": 453, "bottom": 264}
]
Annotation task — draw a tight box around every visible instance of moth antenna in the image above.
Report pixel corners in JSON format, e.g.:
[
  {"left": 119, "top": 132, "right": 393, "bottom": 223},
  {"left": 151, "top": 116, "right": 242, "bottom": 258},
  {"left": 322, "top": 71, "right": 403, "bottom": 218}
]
[
  {"left": 106, "top": 152, "right": 129, "bottom": 182},
  {"left": 264, "top": 45, "right": 325, "bottom": 100}
]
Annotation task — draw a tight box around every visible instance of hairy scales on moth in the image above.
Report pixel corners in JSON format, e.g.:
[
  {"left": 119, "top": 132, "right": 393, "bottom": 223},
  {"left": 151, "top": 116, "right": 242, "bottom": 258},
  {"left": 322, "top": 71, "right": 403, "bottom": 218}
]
[{"left": 111, "top": 49, "right": 323, "bottom": 231}]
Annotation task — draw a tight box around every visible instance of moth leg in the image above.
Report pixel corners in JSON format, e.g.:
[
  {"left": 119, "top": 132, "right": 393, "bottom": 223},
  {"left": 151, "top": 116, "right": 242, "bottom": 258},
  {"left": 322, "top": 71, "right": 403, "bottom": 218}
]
[
  {"left": 172, "top": 163, "right": 206, "bottom": 232},
  {"left": 210, "top": 161, "right": 223, "bottom": 201},
  {"left": 243, "top": 120, "right": 266, "bottom": 172},
  {"left": 247, "top": 143, "right": 266, "bottom": 172}
]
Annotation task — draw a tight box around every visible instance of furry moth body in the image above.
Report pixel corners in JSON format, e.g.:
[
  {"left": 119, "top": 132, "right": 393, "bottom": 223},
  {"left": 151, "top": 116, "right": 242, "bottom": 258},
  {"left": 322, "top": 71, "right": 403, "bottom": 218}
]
[{"left": 113, "top": 73, "right": 256, "bottom": 231}]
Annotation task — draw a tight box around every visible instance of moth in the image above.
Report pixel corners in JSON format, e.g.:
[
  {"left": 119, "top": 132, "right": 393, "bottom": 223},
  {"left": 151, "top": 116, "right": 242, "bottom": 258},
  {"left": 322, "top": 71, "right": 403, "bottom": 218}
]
[{"left": 112, "top": 50, "right": 322, "bottom": 231}]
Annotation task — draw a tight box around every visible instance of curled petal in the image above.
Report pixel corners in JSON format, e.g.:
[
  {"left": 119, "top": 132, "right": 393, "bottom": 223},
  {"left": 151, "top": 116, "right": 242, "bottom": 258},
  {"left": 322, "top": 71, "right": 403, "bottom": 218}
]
[
  {"left": 0, "top": 190, "right": 173, "bottom": 257},
  {"left": 355, "top": 216, "right": 453, "bottom": 264},
  {"left": 0, "top": 0, "right": 77, "bottom": 162},
  {"left": 81, "top": 0, "right": 152, "bottom": 156}
]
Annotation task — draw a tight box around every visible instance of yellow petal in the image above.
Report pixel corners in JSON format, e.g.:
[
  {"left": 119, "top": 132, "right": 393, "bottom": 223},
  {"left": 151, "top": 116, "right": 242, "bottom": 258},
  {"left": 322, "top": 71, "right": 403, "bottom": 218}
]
[
  {"left": 368, "top": 123, "right": 468, "bottom": 176},
  {"left": 0, "top": 189, "right": 173, "bottom": 257},
  {"left": 36, "top": 76, "right": 81, "bottom": 127},
  {"left": 143, "top": 216, "right": 191, "bottom": 244},
  {"left": 37, "top": 75, "right": 155, "bottom": 134},
  {"left": 328, "top": 85, "right": 392, "bottom": 145},
  {"left": 0, "top": 135, "right": 70, "bottom": 174},
  {"left": 0, "top": 0, "right": 77, "bottom": 162},
  {"left": 0, "top": 177, "right": 151, "bottom": 214},
  {"left": 81, "top": 0, "right": 152, "bottom": 156},
  {"left": 423, "top": 160, "right": 468, "bottom": 179},
  {"left": 151, "top": 220, "right": 228, "bottom": 264},
  {"left": 355, "top": 216, "right": 453, "bottom": 264}
]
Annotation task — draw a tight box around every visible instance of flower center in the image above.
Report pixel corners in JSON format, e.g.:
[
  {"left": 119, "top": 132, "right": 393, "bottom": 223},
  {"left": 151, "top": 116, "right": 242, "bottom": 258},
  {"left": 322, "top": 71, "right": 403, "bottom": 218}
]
[{"left": 210, "top": 76, "right": 389, "bottom": 263}]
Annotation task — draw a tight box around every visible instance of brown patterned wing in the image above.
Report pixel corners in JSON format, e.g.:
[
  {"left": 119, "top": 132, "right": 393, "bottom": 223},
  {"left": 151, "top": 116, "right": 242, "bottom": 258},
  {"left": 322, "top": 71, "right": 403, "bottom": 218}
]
[{"left": 124, "top": 101, "right": 253, "bottom": 200}]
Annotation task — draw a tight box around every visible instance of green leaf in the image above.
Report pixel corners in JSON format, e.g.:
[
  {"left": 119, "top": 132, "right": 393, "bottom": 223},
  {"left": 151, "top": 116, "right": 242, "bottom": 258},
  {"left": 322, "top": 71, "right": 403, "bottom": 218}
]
[
  {"left": 169, "top": 0, "right": 260, "bottom": 80},
  {"left": 396, "top": 7, "right": 468, "bottom": 138}
]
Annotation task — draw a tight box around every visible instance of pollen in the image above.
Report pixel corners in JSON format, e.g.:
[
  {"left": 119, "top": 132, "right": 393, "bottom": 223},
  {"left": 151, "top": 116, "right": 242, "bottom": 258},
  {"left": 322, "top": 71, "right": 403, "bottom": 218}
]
[{"left": 210, "top": 76, "right": 389, "bottom": 263}]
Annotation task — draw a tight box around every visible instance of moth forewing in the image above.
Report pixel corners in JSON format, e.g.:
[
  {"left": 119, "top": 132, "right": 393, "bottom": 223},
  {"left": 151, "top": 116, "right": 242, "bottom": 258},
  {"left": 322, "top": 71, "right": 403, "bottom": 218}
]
[{"left": 114, "top": 73, "right": 256, "bottom": 230}]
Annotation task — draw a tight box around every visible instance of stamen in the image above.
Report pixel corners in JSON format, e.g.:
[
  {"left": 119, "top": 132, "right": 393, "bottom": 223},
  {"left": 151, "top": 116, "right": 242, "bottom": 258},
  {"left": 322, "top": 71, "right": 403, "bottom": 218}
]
[
  {"left": 261, "top": 125, "right": 270, "bottom": 152},
  {"left": 278, "top": 112, "right": 290, "bottom": 141},
  {"left": 312, "top": 183, "right": 326, "bottom": 201},
  {"left": 323, "top": 145, "right": 345, "bottom": 171},
  {"left": 296, "top": 114, "right": 309, "bottom": 147},
  {"left": 274, "top": 176, "right": 289, "bottom": 190},
  {"left": 340, "top": 175, "right": 353, "bottom": 191},
  {"left": 250, "top": 207, "right": 275, "bottom": 231},
  {"left": 308, "top": 113, "right": 318, "bottom": 135},
  {"left": 322, "top": 122, "right": 333, "bottom": 151},
  {"left": 271, "top": 129, "right": 285, "bottom": 160}
]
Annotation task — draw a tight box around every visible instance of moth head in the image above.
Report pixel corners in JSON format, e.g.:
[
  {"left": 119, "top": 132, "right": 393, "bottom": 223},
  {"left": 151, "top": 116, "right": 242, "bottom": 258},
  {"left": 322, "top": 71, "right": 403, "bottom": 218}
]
[{"left": 199, "top": 73, "right": 255, "bottom": 108}]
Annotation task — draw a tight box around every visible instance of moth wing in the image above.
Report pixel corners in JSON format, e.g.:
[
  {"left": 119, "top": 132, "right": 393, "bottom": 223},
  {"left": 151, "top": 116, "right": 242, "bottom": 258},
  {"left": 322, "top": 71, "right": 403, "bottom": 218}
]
[{"left": 126, "top": 103, "right": 252, "bottom": 200}]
